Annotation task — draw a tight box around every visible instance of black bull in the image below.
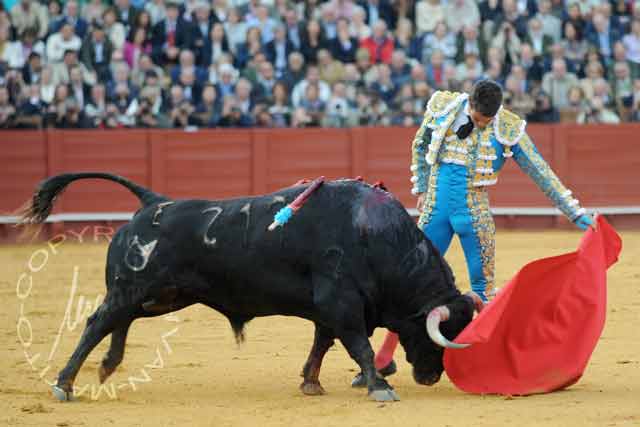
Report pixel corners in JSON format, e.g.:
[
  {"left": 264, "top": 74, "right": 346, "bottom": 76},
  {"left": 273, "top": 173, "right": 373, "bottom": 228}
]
[{"left": 21, "top": 173, "right": 482, "bottom": 402}]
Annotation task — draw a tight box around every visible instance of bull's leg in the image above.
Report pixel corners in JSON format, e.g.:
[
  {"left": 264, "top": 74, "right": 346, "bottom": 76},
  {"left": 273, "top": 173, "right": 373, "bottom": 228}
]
[
  {"left": 300, "top": 324, "right": 334, "bottom": 396},
  {"left": 52, "top": 303, "right": 120, "bottom": 401},
  {"left": 339, "top": 331, "right": 400, "bottom": 402},
  {"left": 98, "top": 321, "right": 132, "bottom": 383}
]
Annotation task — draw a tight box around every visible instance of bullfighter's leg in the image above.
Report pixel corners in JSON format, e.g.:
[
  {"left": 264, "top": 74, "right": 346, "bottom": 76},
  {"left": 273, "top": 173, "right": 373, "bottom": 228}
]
[
  {"left": 300, "top": 324, "right": 334, "bottom": 395},
  {"left": 98, "top": 321, "right": 132, "bottom": 384},
  {"left": 354, "top": 209, "right": 456, "bottom": 388},
  {"left": 52, "top": 303, "right": 121, "bottom": 401},
  {"left": 453, "top": 189, "right": 496, "bottom": 302}
]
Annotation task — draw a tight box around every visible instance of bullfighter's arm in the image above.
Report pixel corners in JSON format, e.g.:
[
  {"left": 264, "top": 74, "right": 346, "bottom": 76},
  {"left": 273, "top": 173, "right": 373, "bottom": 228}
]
[
  {"left": 511, "top": 133, "right": 587, "bottom": 222},
  {"left": 410, "top": 116, "right": 432, "bottom": 196}
]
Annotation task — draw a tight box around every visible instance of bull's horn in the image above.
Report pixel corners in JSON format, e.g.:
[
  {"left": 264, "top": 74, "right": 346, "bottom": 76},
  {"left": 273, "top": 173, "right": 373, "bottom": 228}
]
[
  {"left": 465, "top": 291, "right": 485, "bottom": 313},
  {"left": 426, "top": 306, "right": 470, "bottom": 349}
]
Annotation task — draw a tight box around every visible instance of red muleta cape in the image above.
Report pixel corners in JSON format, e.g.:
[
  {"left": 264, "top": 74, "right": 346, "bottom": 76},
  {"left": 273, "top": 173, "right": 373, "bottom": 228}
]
[{"left": 444, "top": 215, "right": 622, "bottom": 395}]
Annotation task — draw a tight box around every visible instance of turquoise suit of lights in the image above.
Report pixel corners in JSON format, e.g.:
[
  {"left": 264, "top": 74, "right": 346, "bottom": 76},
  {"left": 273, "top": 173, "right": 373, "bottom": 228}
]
[{"left": 410, "top": 91, "right": 586, "bottom": 301}]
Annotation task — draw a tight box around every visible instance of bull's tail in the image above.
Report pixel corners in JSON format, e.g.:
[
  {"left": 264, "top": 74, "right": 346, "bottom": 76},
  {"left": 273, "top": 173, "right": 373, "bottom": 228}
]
[{"left": 19, "top": 172, "right": 168, "bottom": 224}]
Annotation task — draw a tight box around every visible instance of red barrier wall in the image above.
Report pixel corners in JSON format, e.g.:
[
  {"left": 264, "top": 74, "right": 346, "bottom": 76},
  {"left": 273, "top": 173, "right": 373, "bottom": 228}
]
[{"left": 0, "top": 126, "right": 638, "bottom": 239}]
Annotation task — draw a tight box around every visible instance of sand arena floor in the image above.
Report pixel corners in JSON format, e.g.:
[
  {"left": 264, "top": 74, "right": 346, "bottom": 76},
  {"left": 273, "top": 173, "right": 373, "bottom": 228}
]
[{"left": 1, "top": 229, "right": 638, "bottom": 427}]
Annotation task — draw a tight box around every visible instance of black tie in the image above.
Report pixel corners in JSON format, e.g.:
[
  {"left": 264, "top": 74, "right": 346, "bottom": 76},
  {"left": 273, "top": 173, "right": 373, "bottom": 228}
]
[{"left": 456, "top": 115, "right": 475, "bottom": 139}]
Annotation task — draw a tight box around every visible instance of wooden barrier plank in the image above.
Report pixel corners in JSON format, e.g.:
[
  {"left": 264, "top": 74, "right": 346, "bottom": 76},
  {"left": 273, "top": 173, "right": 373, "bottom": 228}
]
[
  {"left": 563, "top": 125, "right": 640, "bottom": 205},
  {"left": 163, "top": 130, "right": 252, "bottom": 199},
  {"left": 264, "top": 129, "right": 351, "bottom": 191},
  {"left": 51, "top": 130, "right": 150, "bottom": 212},
  {"left": 364, "top": 127, "right": 415, "bottom": 206},
  {"left": 0, "top": 131, "right": 47, "bottom": 213}
]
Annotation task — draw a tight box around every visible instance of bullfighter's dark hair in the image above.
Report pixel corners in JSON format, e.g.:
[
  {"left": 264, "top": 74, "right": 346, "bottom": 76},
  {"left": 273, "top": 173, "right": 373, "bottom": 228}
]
[{"left": 470, "top": 79, "right": 503, "bottom": 117}]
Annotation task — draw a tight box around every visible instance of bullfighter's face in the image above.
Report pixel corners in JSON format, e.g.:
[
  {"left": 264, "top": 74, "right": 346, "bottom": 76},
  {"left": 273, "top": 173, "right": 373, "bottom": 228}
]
[{"left": 469, "top": 108, "right": 495, "bottom": 129}]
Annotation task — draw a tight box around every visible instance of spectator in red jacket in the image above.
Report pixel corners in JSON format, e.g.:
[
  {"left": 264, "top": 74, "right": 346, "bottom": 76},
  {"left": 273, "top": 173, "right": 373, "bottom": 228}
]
[{"left": 359, "top": 20, "right": 394, "bottom": 64}]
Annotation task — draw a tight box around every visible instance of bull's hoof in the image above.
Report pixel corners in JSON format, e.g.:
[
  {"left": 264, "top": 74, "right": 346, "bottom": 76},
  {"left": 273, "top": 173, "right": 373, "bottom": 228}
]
[
  {"left": 300, "top": 381, "right": 326, "bottom": 396},
  {"left": 368, "top": 388, "right": 400, "bottom": 402},
  {"left": 52, "top": 385, "right": 74, "bottom": 402},
  {"left": 98, "top": 364, "right": 115, "bottom": 384},
  {"left": 351, "top": 360, "right": 397, "bottom": 388}
]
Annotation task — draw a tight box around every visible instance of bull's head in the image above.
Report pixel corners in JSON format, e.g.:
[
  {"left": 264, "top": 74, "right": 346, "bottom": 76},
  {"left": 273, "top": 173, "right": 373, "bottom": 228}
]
[{"left": 397, "top": 292, "right": 483, "bottom": 386}]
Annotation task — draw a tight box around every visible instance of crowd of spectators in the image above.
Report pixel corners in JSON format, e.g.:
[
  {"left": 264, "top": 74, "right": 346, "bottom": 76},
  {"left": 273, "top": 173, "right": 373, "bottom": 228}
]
[{"left": 2, "top": 0, "right": 640, "bottom": 129}]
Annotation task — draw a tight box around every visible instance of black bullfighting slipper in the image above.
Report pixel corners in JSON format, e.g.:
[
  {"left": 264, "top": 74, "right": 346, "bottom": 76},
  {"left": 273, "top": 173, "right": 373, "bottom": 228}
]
[{"left": 351, "top": 360, "right": 397, "bottom": 388}]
